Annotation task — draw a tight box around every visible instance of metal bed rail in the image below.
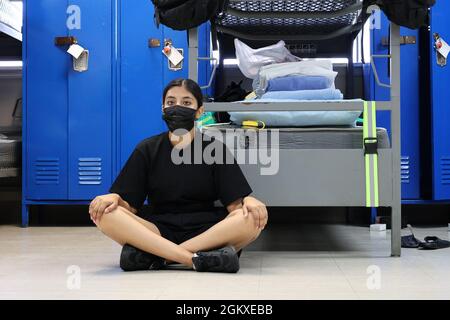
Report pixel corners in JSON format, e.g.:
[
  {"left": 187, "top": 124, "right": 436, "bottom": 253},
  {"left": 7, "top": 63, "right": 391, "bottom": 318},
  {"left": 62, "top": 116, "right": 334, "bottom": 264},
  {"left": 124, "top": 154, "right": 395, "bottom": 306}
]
[{"left": 204, "top": 101, "right": 393, "bottom": 112}]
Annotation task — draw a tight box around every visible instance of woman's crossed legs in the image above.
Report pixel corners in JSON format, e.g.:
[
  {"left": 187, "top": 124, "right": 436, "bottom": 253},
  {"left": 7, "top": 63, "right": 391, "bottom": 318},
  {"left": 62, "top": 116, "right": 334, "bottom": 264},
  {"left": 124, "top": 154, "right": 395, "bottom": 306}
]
[{"left": 94, "top": 206, "right": 262, "bottom": 268}]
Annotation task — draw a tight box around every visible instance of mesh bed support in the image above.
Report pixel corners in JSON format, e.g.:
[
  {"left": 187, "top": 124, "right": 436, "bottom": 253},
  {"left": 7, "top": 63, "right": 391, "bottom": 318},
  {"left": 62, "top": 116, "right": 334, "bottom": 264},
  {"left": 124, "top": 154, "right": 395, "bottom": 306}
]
[
  {"left": 226, "top": 0, "right": 362, "bottom": 19},
  {"left": 215, "top": 0, "right": 368, "bottom": 41}
]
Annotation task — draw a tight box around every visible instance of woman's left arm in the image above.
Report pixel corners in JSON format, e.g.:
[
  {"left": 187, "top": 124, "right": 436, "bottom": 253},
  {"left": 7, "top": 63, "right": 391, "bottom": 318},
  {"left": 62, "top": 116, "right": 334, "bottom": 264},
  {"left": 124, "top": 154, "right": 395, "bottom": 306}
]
[{"left": 226, "top": 196, "right": 268, "bottom": 230}]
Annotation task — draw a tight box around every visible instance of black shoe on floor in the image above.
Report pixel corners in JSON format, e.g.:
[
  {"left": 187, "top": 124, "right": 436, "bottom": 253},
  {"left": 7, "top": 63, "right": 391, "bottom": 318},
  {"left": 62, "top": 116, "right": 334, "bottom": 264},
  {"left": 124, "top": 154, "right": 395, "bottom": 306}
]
[
  {"left": 192, "top": 245, "right": 240, "bottom": 273},
  {"left": 419, "top": 236, "right": 450, "bottom": 250},
  {"left": 120, "top": 244, "right": 166, "bottom": 271}
]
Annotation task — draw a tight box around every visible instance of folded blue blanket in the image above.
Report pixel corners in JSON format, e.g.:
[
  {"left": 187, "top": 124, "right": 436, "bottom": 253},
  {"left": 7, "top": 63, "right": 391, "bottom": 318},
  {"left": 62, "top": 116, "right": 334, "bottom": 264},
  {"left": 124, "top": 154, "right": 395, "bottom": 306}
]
[
  {"left": 261, "top": 88, "right": 343, "bottom": 100},
  {"left": 267, "top": 75, "right": 332, "bottom": 92}
]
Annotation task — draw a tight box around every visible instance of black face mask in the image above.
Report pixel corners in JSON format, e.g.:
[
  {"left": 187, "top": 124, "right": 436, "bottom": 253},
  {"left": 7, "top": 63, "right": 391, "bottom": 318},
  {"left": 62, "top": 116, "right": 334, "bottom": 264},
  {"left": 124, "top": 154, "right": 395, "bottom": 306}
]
[{"left": 162, "top": 105, "right": 197, "bottom": 134}]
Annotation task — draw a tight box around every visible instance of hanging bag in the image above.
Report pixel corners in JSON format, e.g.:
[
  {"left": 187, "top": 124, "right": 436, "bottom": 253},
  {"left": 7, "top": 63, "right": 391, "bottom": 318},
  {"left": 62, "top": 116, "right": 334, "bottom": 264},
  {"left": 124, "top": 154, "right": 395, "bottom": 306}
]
[
  {"left": 371, "top": 0, "right": 436, "bottom": 29},
  {"left": 152, "top": 0, "right": 227, "bottom": 30}
]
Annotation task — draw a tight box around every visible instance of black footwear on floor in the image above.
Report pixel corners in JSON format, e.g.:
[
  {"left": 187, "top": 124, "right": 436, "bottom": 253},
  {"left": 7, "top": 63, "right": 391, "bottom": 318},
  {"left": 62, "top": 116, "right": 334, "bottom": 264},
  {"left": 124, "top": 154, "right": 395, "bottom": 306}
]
[
  {"left": 120, "top": 244, "right": 166, "bottom": 271},
  {"left": 419, "top": 236, "right": 450, "bottom": 250},
  {"left": 402, "top": 224, "right": 424, "bottom": 248},
  {"left": 401, "top": 234, "right": 423, "bottom": 248},
  {"left": 192, "top": 245, "right": 240, "bottom": 273}
]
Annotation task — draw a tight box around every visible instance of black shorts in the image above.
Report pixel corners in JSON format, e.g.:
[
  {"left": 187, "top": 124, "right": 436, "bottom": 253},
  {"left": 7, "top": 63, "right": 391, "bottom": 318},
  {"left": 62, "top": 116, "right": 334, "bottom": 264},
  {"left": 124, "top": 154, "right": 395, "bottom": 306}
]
[{"left": 142, "top": 209, "right": 243, "bottom": 257}]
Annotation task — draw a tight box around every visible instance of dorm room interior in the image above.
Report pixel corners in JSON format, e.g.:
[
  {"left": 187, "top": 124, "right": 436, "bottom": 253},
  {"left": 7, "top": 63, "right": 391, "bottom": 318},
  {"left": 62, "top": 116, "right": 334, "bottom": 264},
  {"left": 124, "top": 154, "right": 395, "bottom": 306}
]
[
  {"left": 3, "top": 0, "right": 450, "bottom": 301},
  {"left": 2, "top": 0, "right": 449, "bottom": 250}
]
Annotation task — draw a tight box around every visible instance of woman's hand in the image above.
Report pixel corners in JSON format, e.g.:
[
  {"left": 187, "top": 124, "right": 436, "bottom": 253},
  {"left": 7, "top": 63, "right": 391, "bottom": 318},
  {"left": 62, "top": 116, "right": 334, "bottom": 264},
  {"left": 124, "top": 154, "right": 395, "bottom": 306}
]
[
  {"left": 89, "top": 193, "right": 121, "bottom": 224},
  {"left": 242, "top": 196, "right": 268, "bottom": 230}
]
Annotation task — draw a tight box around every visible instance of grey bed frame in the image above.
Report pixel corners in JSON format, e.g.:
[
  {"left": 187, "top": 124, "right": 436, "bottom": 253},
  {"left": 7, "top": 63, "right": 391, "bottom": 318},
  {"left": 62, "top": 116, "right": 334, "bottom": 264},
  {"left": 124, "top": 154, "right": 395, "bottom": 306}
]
[{"left": 188, "top": 1, "right": 402, "bottom": 257}]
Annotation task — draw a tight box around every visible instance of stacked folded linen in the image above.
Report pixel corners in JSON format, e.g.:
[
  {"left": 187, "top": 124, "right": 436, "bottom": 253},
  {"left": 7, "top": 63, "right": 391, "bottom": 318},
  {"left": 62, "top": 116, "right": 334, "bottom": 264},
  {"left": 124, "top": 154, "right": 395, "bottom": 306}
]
[
  {"left": 267, "top": 75, "right": 333, "bottom": 92},
  {"left": 261, "top": 88, "right": 343, "bottom": 100},
  {"left": 230, "top": 58, "right": 355, "bottom": 127},
  {"left": 253, "top": 60, "right": 338, "bottom": 96}
]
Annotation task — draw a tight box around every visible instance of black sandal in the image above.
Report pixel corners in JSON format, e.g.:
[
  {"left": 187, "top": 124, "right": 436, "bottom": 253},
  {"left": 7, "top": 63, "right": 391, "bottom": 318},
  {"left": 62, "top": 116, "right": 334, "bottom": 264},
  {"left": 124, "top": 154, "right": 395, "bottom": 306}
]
[
  {"left": 419, "top": 236, "right": 450, "bottom": 250},
  {"left": 401, "top": 224, "right": 423, "bottom": 248},
  {"left": 401, "top": 234, "right": 423, "bottom": 248}
]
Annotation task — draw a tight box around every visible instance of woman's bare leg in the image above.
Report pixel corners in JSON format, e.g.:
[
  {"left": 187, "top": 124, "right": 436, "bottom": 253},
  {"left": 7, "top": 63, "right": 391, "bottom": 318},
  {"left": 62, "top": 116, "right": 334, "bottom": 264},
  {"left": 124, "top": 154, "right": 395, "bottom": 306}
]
[
  {"left": 118, "top": 207, "right": 163, "bottom": 236},
  {"left": 112, "top": 206, "right": 261, "bottom": 253},
  {"left": 95, "top": 206, "right": 194, "bottom": 267},
  {"left": 165, "top": 209, "right": 262, "bottom": 263}
]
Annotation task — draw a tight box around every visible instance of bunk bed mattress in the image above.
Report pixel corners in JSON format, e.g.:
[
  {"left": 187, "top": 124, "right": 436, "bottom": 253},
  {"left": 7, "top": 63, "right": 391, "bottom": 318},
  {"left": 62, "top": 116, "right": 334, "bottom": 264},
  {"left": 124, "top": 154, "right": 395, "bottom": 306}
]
[
  {"left": 202, "top": 126, "right": 390, "bottom": 149},
  {"left": 229, "top": 99, "right": 366, "bottom": 127}
]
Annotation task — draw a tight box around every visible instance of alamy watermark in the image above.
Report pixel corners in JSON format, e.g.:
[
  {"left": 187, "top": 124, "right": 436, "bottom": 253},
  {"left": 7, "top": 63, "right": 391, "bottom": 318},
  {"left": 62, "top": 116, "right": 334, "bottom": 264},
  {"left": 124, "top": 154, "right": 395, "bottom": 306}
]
[
  {"left": 170, "top": 128, "right": 280, "bottom": 176},
  {"left": 366, "top": 265, "right": 381, "bottom": 290},
  {"left": 66, "top": 5, "right": 81, "bottom": 30},
  {"left": 66, "top": 265, "right": 81, "bottom": 290}
]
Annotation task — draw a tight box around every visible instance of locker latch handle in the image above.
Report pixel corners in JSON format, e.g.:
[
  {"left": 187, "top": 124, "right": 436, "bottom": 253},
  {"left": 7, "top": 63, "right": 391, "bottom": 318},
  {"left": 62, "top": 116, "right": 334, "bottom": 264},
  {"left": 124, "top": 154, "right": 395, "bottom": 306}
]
[
  {"left": 54, "top": 36, "right": 78, "bottom": 46},
  {"left": 148, "top": 38, "right": 161, "bottom": 48}
]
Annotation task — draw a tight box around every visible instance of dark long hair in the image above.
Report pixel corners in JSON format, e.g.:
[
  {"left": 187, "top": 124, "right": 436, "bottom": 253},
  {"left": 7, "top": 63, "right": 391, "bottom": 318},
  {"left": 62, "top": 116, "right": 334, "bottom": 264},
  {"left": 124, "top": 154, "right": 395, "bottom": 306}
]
[{"left": 162, "top": 78, "right": 203, "bottom": 108}]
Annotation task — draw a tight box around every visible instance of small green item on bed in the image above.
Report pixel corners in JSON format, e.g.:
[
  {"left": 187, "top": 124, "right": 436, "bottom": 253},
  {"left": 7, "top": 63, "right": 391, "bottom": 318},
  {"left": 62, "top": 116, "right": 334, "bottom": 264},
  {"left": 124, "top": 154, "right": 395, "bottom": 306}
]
[{"left": 196, "top": 112, "right": 216, "bottom": 128}]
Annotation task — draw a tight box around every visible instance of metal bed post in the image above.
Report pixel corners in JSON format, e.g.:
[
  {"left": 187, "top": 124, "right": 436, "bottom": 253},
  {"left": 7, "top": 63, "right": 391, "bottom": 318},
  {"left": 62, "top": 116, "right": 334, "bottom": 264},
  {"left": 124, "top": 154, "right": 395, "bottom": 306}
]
[
  {"left": 390, "top": 22, "right": 402, "bottom": 257},
  {"left": 188, "top": 28, "right": 199, "bottom": 83},
  {"left": 346, "top": 41, "right": 354, "bottom": 99}
]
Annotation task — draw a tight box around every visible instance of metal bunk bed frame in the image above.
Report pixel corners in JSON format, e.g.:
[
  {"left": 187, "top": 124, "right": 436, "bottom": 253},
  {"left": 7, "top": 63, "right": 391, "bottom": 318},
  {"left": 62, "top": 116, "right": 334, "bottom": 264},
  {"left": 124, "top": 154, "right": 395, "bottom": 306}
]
[{"left": 188, "top": 0, "right": 402, "bottom": 257}]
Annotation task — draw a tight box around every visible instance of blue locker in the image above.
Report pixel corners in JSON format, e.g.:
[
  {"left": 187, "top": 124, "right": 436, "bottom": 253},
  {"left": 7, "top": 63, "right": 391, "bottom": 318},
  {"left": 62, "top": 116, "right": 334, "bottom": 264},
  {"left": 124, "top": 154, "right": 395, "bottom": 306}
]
[
  {"left": 25, "top": 0, "right": 69, "bottom": 200},
  {"left": 22, "top": 0, "right": 212, "bottom": 225},
  {"left": 118, "top": 0, "right": 166, "bottom": 172},
  {"left": 367, "top": 13, "right": 421, "bottom": 199},
  {"left": 429, "top": 2, "right": 450, "bottom": 200},
  {"left": 161, "top": 26, "right": 189, "bottom": 85},
  {"left": 68, "top": 0, "right": 114, "bottom": 200},
  {"left": 162, "top": 23, "right": 213, "bottom": 94},
  {"left": 23, "top": 1, "right": 114, "bottom": 205}
]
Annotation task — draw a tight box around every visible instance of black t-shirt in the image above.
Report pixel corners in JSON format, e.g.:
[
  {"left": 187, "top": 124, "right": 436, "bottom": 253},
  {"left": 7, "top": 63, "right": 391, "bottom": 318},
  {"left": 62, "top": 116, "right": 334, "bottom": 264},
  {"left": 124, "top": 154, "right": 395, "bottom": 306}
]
[{"left": 109, "top": 130, "right": 253, "bottom": 215}]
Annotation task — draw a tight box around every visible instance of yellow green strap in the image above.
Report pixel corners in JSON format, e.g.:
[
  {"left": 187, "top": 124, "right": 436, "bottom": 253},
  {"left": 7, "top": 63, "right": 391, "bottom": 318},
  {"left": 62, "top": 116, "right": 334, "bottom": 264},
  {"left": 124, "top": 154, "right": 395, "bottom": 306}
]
[{"left": 363, "top": 101, "right": 379, "bottom": 207}]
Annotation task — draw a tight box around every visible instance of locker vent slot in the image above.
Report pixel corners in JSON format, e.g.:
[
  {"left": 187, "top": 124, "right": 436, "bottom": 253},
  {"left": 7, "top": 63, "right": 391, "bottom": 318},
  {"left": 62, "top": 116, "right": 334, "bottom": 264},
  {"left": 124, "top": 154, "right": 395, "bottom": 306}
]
[
  {"left": 35, "top": 158, "right": 60, "bottom": 185},
  {"left": 401, "top": 156, "right": 410, "bottom": 184},
  {"left": 441, "top": 157, "right": 450, "bottom": 185},
  {"left": 78, "top": 157, "right": 102, "bottom": 185}
]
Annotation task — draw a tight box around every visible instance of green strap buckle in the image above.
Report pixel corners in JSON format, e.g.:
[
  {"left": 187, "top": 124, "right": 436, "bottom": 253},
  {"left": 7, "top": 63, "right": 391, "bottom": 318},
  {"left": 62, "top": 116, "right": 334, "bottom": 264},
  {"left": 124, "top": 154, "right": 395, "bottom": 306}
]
[{"left": 364, "top": 137, "right": 378, "bottom": 155}]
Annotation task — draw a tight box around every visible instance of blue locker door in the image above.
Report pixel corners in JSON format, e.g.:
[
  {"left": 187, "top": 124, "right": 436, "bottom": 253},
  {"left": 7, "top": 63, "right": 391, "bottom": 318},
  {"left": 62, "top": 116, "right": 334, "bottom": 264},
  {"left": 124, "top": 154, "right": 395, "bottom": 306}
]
[
  {"left": 161, "top": 26, "right": 189, "bottom": 86},
  {"left": 119, "top": 0, "right": 165, "bottom": 171},
  {"left": 369, "top": 13, "right": 421, "bottom": 199},
  {"left": 67, "top": 0, "right": 114, "bottom": 199},
  {"left": 25, "top": 0, "right": 69, "bottom": 200},
  {"left": 430, "top": 3, "right": 450, "bottom": 200},
  {"left": 162, "top": 24, "right": 213, "bottom": 96}
]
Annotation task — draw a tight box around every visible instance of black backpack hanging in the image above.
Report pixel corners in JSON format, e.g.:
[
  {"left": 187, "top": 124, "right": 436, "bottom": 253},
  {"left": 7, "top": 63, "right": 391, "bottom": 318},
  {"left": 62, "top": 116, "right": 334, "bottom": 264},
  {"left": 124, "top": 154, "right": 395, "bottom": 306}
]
[
  {"left": 152, "top": 0, "right": 227, "bottom": 30},
  {"left": 371, "top": 0, "right": 436, "bottom": 29}
]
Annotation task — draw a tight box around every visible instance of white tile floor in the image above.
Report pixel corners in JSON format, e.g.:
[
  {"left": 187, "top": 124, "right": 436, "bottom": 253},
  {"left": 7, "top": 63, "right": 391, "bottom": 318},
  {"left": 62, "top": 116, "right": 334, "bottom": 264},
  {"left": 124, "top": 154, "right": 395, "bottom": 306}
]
[{"left": 1, "top": 224, "right": 450, "bottom": 300}]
